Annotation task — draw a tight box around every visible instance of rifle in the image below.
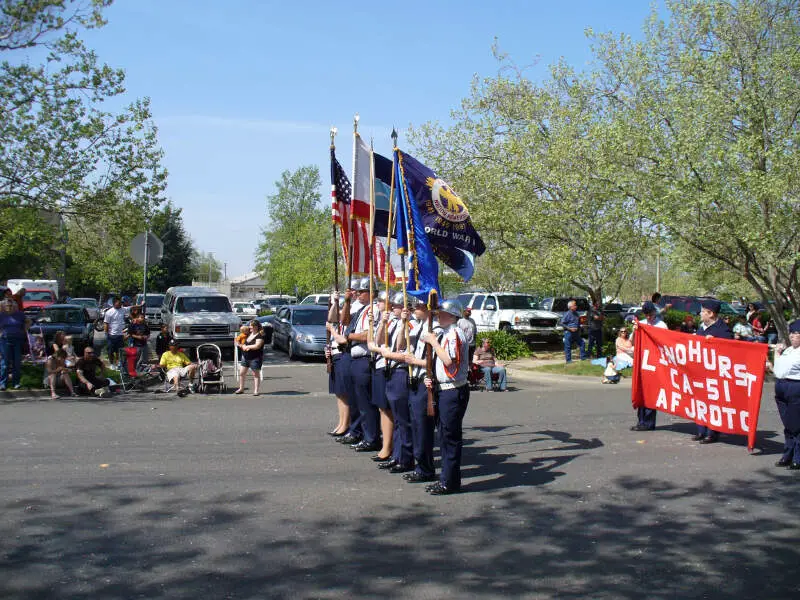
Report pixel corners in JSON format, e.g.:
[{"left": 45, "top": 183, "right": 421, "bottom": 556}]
[{"left": 426, "top": 290, "right": 438, "bottom": 417}]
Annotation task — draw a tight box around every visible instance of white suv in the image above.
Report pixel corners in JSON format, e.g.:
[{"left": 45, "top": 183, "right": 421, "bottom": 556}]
[
  {"left": 161, "top": 286, "right": 241, "bottom": 350},
  {"left": 456, "top": 292, "right": 562, "bottom": 343}
]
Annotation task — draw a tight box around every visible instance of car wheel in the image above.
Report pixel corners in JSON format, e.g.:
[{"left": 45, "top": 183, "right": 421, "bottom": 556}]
[{"left": 288, "top": 339, "right": 296, "bottom": 361}]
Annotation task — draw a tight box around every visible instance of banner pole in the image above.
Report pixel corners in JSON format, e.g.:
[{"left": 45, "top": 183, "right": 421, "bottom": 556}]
[
  {"left": 347, "top": 113, "right": 359, "bottom": 282},
  {"left": 367, "top": 136, "right": 375, "bottom": 344},
  {"left": 327, "top": 127, "right": 340, "bottom": 374},
  {"left": 384, "top": 128, "right": 397, "bottom": 347}
]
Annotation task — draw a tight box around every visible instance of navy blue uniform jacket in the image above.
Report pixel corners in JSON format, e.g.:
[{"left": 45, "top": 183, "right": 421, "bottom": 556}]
[{"left": 696, "top": 320, "right": 733, "bottom": 340}]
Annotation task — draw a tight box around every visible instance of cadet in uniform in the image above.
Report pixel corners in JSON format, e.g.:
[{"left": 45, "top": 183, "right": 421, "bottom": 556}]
[
  {"left": 325, "top": 291, "right": 350, "bottom": 437},
  {"left": 770, "top": 320, "right": 800, "bottom": 469},
  {"left": 422, "top": 299, "right": 470, "bottom": 495},
  {"left": 334, "top": 280, "right": 363, "bottom": 445},
  {"left": 346, "top": 277, "right": 380, "bottom": 452},
  {"left": 397, "top": 297, "right": 440, "bottom": 484},
  {"left": 631, "top": 301, "right": 668, "bottom": 431},
  {"left": 377, "top": 293, "right": 415, "bottom": 473},
  {"left": 369, "top": 290, "right": 393, "bottom": 462},
  {"left": 694, "top": 298, "right": 733, "bottom": 444}
]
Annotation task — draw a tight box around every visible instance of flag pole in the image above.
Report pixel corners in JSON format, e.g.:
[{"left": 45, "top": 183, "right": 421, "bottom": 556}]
[
  {"left": 367, "top": 137, "right": 376, "bottom": 344},
  {"left": 384, "top": 129, "right": 397, "bottom": 347},
  {"left": 327, "top": 126, "right": 340, "bottom": 374},
  {"left": 347, "top": 113, "right": 359, "bottom": 282},
  {"left": 393, "top": 130, "right": 413, "bottom": 378}
]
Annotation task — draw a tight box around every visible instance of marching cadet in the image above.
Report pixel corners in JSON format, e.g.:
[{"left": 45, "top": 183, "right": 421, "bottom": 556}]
[
  {"left": 630, "top": 301, "right": 668, "bottom": 432},
  {"left": 421, "top": 299, "right": 470, "bottom": 495},
  {"left": 694, "top": 298, "right": 733, "bottom": 444},
  {"left": 395, "top": 296, "right": 441, "bottom": 484},
  {"left": 377, "top": 293, "right": 415, "bottom": 473},
  {"left": 333, "top": 280, "right": 364, "bottom": 446},
  {"left": 368, "top": 290, "right": 393, "bottom": 462},
  {"left": 325, "top": 290, "right": 350, "bottom": 437},
  {"left": 345, "top": 277, "right": 380, "bottom": 452},
  {"left": 769, "top": 320, "right": 800, "bottom": 469}
]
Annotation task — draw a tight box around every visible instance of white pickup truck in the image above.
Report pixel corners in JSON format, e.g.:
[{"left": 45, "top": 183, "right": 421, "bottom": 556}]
[
  {"left": 232, "top": 301, "right": 258, "bottom": 322},
  {"left": 456, "top": 292, "right": 563, "bottom": 344}
]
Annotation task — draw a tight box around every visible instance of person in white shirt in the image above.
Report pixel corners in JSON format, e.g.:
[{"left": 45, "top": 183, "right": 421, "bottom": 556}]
[
  {"left": 103, "top": 297, "right": 127, "bottom": 371},
  {"left": 630, "top": 301, "right": 668, "bottom": 432},
  {"left": 769, "top": 320, "right": 800, "bottom": 469}
]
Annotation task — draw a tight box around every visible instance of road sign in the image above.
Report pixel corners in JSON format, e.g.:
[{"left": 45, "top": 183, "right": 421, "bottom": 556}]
[{"left": 130, "top": 232, "right": 163, "bottom": 267}]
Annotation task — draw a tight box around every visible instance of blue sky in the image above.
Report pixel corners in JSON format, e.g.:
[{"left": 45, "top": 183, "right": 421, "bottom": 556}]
[{"left": 80, "top": 0, "right": 658, "bottom": 279}]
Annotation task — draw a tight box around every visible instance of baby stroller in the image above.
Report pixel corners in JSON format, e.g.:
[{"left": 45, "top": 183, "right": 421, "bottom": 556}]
[{"left": 196, "top": 343, "right": 226, "bottom": 393}]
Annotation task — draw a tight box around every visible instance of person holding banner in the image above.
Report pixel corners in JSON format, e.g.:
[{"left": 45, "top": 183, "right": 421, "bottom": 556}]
[
  {"left": 694, "top": 299, "right": 733, "bottom": 443},
  {"left": 422, "top": 299, "right": 470, "bottom": 496},
  {"left": 769, "top": 320, "right": 800, "bottom": 469},
  {"left": 630, "top": 301, "right": 668, "bottom": 431}
]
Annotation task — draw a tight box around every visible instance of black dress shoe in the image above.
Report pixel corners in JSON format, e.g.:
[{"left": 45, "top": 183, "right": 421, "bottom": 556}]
[
  {"left": 699, "top": 436, "right": 718, "bottom": 444},
  {"left": 630, "top": 425, "right": 653, "bottom": 432},
  {"left": 371, "top": 454, "right": 393, "bottom": 462},
  {"left": 327, "top": 430, "right": 347, "bottom": 437},
  {"left": 775, "top": 457, "right": 792, "bottom": 467},
  {"left": 788, "top": 462, "right": 800, "bottom": 470},
  {"left": 353, "top": 441, "right": 381, "bottom": 452},
  {"left": 337, "top": 435, "right": 361, "bottom": 445},
  {"left": 378, "top": 459, "right": 398, "bottom": 470},
  {"left": 389, "top": 464, "right": 414, "bottom": 474},
  {"left": 426, "top": 482, "right": 458, "bottom": 495},
  {"left": 403, "top": 471, "right": 436, "bottom": 483},
  {"left": 691, "top": 434, "right": 705, "bottom": 441}
]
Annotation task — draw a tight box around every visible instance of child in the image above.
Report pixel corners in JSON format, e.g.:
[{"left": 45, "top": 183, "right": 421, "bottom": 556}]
[
  {"left": 155, "top": 324, "right": 169, "bottom": 359},
  {"left": 62, "top": 335, "right": 77, "bottom": 368},
  {"left": 601, "top": 356, "right": 620, "bottom": 384},
  {"left": 236, "top": 324, "right": 250, "bottom": 348}
]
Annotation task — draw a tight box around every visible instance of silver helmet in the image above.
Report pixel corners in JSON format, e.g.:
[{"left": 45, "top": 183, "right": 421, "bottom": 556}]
[
  {"left": 391, "top": 292, "right": 406, "bottom": 307},
  {"left": 377, "top": 290, "right": 388, "bottom": 302},
  {"left": 439, "top": 299, "right": 464, "bottom": 319},
  {"left": 357, "top": 277, "right": 372, "bottom": 292},
  {"left": 349, "top": 278, "right": 361, "bottom": 291}
]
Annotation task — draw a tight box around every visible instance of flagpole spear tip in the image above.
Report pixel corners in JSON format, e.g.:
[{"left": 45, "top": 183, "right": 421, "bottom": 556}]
[
  {"left": 330, "top": 126, "right": 338, "bottom": 147},
  {"left": 353, "top": 113, "right": 360, "bottom": 134}
]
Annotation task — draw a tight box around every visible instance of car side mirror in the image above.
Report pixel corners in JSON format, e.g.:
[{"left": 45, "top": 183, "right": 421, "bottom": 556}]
[{"left": 484, "top": 304, "right": 496, "bottom": 311}]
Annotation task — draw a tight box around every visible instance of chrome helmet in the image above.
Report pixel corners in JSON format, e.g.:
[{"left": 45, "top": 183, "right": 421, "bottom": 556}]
[
  {"left": 348, "top": 278, "right": 361, "bottom": 291},
  {"left": 391, "top": 292, "right": 406, "bottom": 307},
  {"left": 357, "top": 277, "right": 372, "bottom": 292},
  {"left": 377, "top": 290, "right": 389, "bottom": 302},
  {"left": 439, "top": 299, "right": 464, "bottom": 319}
]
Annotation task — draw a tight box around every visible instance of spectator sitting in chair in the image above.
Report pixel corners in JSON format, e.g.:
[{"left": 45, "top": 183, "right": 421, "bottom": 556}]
[
  {"left": 75, "top": 346, "right": 111, "bottom": 398},
  {"left": 732, "top": 315, "right": 755, "bottom": 341},
  {"left": 473, "top": 338, "right": 508, "bottom": 392},
  {"left": 159, "top": 339, "right": 197, "bottom": 397}
]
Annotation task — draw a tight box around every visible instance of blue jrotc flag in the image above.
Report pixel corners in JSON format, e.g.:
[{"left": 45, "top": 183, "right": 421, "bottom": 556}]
[
  {"left": 394, "top": 149, "right": 440, "bottom": 299},
  {"left": 394, "top": 150, "right": 485, "bottom": 282}
]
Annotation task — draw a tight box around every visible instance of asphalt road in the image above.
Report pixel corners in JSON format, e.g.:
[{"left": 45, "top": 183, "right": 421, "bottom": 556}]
[{"left": 1, "top": 350, "right": 798, "bottom": 599}]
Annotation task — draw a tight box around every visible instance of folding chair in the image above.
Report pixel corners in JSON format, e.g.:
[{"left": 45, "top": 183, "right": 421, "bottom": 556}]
[{"left": 118, "top": 346, "right": 160, "bottom": 393}]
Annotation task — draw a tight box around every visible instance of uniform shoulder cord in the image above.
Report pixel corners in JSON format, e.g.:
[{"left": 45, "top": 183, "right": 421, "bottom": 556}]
[{"left": 434, "top": 331, "right": 461, "bottom": 379}]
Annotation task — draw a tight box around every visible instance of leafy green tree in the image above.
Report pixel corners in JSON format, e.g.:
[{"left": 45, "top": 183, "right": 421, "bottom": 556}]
[
  {"left": 192, "top": 251, "right": 222, "bottom": 284},
  {"left": 0, "top": 0, "right": 167, "bottom": 285},
  {"left": 592, "top": 0, "right": 800, "bottom": 338},
  {"left": 411, "top": 51, "right": 651, "bottom": 305},
  {"left": 255, "top": 166, "right": 332, "bottom": 296},
  {"left": 149, "top": 201, "right": 195, "bottom": 290}
]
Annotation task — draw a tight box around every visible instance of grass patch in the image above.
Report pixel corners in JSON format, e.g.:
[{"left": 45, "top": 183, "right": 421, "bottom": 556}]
[
  {"left": 526, "top": 361, "right": 611, "bottom": 377},
  {"left": 12, "top": 363, "right": 119, "bottom": 390}
]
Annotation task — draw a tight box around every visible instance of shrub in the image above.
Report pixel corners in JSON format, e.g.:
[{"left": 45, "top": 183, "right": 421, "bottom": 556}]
[
  {"left": 663, "top": 309, "right": 697, "bottom": 330},
  {"left": 475, "top": 330, "right": 530, "bottom": 361}
]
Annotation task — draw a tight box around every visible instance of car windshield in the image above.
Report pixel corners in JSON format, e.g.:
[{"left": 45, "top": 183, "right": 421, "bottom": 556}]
[
  {"left": 72, "top": 299, "right": 97, "bottom": 308},
  {"left": 291, "top": 309, "right": 326, "bottom": 326},
  {"left": 42, "top": 309, "right": 82, "bottom": 323},
  {"left": 175, "top": 296, "right": 231, "bottom": 313},
  {"left": 551, "top": 298, "right": 590, "bottom": 312},
  {"left": 24, "top": 291, "right": 53, "bottom": 301},
  {"left": 497, "top": 295, "right": 538, "bottom": 310},
  {"left": 142, "top": 295, "right": 164, "bottom": 308}
]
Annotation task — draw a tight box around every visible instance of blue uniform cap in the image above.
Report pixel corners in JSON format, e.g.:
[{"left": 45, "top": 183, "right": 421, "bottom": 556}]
[
  {"left": 789, "top": 320, "right": 800, "bottom": 334},
  {"left": 641, "top": 301, "right": 657, "bottom": 314},
  {"left": 700, "top": 299, "right": 721, "bottom": 313}
]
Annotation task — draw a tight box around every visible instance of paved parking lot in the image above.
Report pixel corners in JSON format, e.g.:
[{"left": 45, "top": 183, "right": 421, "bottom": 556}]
[{"left": 1, "top": 346, "right": 798, "bottom": 599}]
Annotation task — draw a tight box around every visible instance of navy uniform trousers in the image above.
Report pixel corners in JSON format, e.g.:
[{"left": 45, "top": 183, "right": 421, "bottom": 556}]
[
  {"left": 637, "top": 407, "right": 657, "bottom": 430},
  {"left": 409, "top": 380, "right": 436, "bottom": 477},
  {"left": 437, "top": 384, "right": 470, "bottom": 491},
  {"left": 350, "top": 356, "right": 378, "bottom": 445},
  {"left": 776, "top": 378, "right": 800, "bottom": 464},
  {"left": 336, "top": 353, "right": 362, "bottom": 439},
  {"left": 386, "top": 368, "right": 413, "bottom": 467}
]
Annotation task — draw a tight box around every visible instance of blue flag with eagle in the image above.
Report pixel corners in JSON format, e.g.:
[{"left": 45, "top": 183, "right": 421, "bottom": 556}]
[{"left": 395, "top": 150, "right": 485, "bottom": 282}]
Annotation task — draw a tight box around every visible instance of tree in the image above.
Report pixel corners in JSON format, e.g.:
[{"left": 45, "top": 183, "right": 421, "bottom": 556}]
[
  {"left": 149, "top": 201, "right": 195, "bottom": 290},
  {"left": 592, "top": 0, "right": 800, "bottom": 338},
  {"left": 192, "top": 251, "right": 222, "bottom": 284},
  {"left": 411, "top": 51, "right": 651, "bottom": 305},
  {"left": 255, "top": 166, "right": 332, "bottom": 295},
  {"left": 0, "top": 0, "right": 167, "bottom": 284}
]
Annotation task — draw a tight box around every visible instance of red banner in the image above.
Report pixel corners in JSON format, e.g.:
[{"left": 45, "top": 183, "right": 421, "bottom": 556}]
[{"left": 631, "top": 324, "right": 768, "bottom": 450}]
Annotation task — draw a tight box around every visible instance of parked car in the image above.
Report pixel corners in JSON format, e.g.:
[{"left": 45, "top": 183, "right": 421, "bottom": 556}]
[
  {"left": 601, "top": 303, "right": 625, "bottom": 316},
  {"left": 537, "top": 297, "right": 591, "bottom": 335},
  {"left": 19, "top": 287, "right": 57, "bottom": 319},
  {"left": 271, "top": 305, "right": 327, "bottom": 360},
  {"left": 256, "top": 314, "right": 275, "bottom": 345},
  {"left": 161, "top": 286, "right": 241, "bottom": 351},
  {"left": 69, "top": 298, "right": 100, "bottom": 322},
  {"left": 456, "top": 292, "right": 562, "bottom": 343},
  {"left": 29, "top": 304, "right": 95, "bottom": 354},
  {"left": 255, "top": 295, "right": 297, "bottom": 312},
  {"left": 657, "top": 295, "right": 741, "bottom": 316},
  {"left": 232, "top": 301, "right": 258, "bottom": 321},
  {"left": 299, "top": 293, "right": 330, "bottom": 306},
  {"left": 135, "top": 293, "right": 165, "bottom": 326}
]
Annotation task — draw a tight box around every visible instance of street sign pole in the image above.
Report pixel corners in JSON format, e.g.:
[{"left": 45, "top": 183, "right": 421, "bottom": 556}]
[{"left": 142, "top": 227, "right": 150, "bottom": 303}]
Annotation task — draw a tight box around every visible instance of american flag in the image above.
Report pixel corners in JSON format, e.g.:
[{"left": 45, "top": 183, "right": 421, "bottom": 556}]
[{"left": 331, "top": 147, "right": 396, "bottom": 282}]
